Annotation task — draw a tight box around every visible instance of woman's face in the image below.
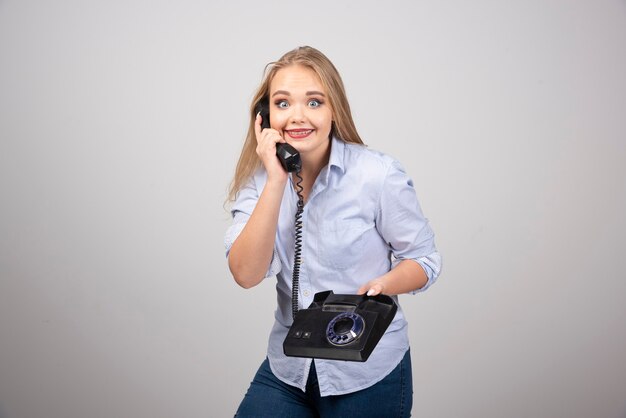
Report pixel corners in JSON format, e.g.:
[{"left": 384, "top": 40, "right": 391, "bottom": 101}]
[{"left": 269, "top": 64, "right": 333, "bottom": 162}]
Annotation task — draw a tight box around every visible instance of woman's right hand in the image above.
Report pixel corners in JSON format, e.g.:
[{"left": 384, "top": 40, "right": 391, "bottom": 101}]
[
  {"left": 229, "top": 113, "right": 289, "bottom": 289},
  {"left": 254, "top": 113, "right": 289, "bottom": 183}
]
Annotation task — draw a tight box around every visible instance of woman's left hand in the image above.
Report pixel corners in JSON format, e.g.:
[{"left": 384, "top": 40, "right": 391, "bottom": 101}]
[
  {"left": 357, "top": 260, "right": 429, "bottom": 297},
  {"left": 357, "top": 278, "right": 387, "bottom": 297}
]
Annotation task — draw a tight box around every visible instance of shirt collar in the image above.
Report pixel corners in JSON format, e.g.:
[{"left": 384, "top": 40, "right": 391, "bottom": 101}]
[{"left": 328, "top": 136, "right": 346, "bottom": 174}]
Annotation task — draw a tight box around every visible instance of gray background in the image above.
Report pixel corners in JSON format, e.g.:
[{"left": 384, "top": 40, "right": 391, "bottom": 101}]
[{"left": 1, "top": 1, "right": 625, "bottom": 417}]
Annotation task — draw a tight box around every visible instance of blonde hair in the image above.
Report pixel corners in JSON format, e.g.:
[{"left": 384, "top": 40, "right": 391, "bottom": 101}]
[{"left": 227, "top": 46, "right": 364, "bottom": 203}]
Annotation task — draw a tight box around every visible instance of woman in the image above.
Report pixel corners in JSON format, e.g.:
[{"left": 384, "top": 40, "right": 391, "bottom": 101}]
[{"left": 225, "top": 46, "right": 441, "bottom": 417}]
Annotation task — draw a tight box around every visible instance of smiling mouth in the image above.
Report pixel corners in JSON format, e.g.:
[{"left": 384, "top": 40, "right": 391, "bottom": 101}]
[{"left": 285, "top": 129, "right": 313, "bottom": 139}]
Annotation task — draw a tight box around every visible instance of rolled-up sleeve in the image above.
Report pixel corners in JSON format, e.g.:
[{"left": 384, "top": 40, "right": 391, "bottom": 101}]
[
  {"left": 375, "top": 160, "right": 441, "bottom": 293},
  {"left": 224, "top": 176, "right": 282, "bottom": 278}
]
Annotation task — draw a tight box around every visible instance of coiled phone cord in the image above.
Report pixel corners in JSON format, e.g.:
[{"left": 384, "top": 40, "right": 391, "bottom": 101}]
[{"left": 291, "top": 170, "right": 305, "bottom": 321}]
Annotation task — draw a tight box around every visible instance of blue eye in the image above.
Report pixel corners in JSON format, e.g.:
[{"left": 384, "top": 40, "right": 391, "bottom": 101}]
[
  {"left": 276, "top": 100, "right": 289, "bottom": 109},
  {"left": 308, "top": 99, "right": 322, "bottom": 108}
]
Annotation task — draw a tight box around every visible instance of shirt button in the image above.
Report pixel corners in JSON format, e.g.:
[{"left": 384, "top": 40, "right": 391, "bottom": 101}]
[{"left": 303, "top": 289, "right": 311, "bottom": 297}]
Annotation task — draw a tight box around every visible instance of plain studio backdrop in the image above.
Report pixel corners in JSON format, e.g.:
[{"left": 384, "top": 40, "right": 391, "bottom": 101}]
[{"left": 1, "top": 1, "right": 625, "bottom": 417}]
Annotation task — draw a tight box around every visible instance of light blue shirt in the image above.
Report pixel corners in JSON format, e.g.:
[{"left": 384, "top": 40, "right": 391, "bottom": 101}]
[{"left": 225, "top": 137, "right": 441, "bottom": 396}]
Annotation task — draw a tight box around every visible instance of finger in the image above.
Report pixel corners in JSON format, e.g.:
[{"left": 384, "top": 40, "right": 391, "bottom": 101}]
[
  {"left": 254, "top": 112, "right": 262, "bottom": 142},
  {"left": 366, "top": 284, "right": 382, "bottom": 296},
  {"left": 356, "top": 285, "right": 367, "bottom": 295}
]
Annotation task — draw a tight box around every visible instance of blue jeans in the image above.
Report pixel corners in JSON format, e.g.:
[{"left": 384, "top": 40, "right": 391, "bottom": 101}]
[{"left": 235, "top": 350, "right": 413, "bottom": 418}]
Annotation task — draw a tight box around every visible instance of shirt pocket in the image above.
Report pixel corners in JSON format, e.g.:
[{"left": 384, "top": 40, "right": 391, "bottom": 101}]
[{"left": 315, "top": 219, "right": 371, "bottom": 270}]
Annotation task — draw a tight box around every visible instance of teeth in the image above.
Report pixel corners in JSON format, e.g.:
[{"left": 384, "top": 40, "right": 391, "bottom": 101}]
[{"left": 290, "top": 130, "right": 312, "bottom": 135}]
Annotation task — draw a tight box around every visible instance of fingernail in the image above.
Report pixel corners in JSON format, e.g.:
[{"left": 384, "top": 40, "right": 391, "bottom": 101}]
[
  {"left": 256, "top": 112, "right": 261, "bottom": 118},
  {"left": 367, "top": 289, "right": 375, "bottom": 296}
]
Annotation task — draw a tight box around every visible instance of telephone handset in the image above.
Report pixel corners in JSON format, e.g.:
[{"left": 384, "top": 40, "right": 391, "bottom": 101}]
[
  {"left": 254, "top": 99, "right": 302, "bottom": 173},
  {"left": 254, "top": 98, "right": 304, "bottom": 321}
]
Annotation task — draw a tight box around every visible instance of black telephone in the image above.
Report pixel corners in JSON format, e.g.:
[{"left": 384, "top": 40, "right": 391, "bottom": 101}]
[
  {"left": 253, "top": 97, "right": 395, "bottom": 362},
  {"left": 254, "top": 99, "right": 301, "bottom": 173},
  {"left": 283, "top": 290, "right": 398, "bottom": 362}
]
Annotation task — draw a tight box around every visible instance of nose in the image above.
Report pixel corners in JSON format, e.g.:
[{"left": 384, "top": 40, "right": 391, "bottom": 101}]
[{"left": 290, "top": 104, "right": 306, "bottom": 124}]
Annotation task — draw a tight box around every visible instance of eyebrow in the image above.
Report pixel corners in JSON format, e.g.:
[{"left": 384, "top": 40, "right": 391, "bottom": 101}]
[{"left": 271, "top": 90, "right": 326, "bottom": 97}]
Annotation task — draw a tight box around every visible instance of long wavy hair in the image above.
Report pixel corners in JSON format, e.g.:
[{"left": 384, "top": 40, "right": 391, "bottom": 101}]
[{"left": 227, "top": 46, "right": 364, "bottom": 203}]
